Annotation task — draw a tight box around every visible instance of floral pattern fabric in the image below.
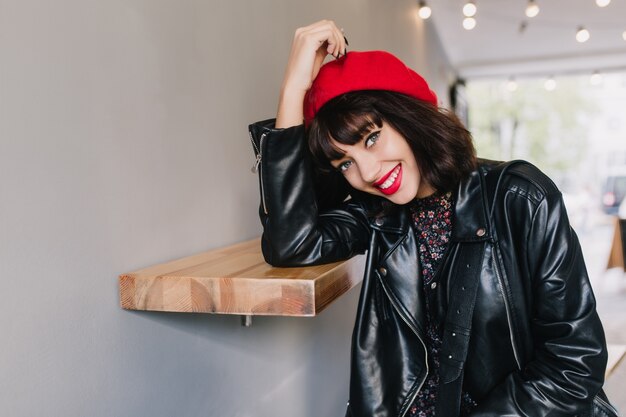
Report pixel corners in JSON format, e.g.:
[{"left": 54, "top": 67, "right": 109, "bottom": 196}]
[{"left": 407, "top": 192, "right": 477, "bottom": 417}]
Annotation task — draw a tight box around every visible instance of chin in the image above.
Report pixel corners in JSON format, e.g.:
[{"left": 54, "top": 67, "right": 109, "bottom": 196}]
[
  {"left": 389, "top": 196, "right": 414, "bottom": 205},
  {"left": 385, "top": 187, "right": 418, "bottom": 205}
]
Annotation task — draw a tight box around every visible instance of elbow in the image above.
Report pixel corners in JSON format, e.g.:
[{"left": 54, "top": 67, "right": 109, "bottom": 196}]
[
  {"left": 261, "top": 246, "right": 294, "bottom": 267},
  {"left": 260, "top": 233, "right": 324, "bottom": 267},
  {"left": 260, "top": 234, "right": 308, "bottom": 267}
]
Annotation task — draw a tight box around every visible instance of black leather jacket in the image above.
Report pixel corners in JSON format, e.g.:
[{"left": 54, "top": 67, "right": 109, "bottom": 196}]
[{"left": 249, "top": 120, "right": 616, "bottom": 417}]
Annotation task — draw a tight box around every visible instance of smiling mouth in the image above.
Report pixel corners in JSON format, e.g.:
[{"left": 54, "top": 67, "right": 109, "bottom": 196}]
[{"left": 374, "top": 164, "right": 402, "bottom": 195}]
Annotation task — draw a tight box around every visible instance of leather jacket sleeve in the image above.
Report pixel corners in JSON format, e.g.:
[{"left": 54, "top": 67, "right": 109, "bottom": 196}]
[
  {"left": 470, "top": 171, "right": 607, "bottom": 416},
  {"left": 248, "top": 119, "right": 370, "bottom": 267}
]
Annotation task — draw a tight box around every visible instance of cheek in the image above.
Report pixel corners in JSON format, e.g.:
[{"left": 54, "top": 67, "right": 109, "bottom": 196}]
[
  {"left": 343, "top": 172, "right": 367, "bottom": 190},
  {"left": 407, "top": 156, "right": 421, "bottom": 175}
]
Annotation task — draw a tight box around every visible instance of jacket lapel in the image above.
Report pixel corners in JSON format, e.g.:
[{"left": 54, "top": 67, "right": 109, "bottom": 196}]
[
  {"left": 371, "top": 208, "right": 425, "bottom": 335},
  {"left": 367, "top": 167, "right": 493, "bottom": 337}
]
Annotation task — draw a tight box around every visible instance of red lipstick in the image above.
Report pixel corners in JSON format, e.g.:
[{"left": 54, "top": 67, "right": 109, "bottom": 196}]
[{"left": 374, "top": 164, "right": 402, "bottom": 196}]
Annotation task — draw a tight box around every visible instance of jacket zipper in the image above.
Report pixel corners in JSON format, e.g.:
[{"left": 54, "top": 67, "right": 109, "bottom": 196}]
[
  {"left": 596, "top": 395, "right": 619, "bottom": 415},
  {"left": 249, "top": 130, "right": 268, "bottom": 214},
  {"left": 378, "top": 278, "right": 429, "bottom": 417},
  {"left": 492, "top": 249, "right": 522, "bottom": 369}
]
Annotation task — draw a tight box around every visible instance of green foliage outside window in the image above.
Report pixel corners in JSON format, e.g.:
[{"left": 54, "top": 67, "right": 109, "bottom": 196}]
[{"left": 466, "top": 77, "right": 598, "bottom": 184}]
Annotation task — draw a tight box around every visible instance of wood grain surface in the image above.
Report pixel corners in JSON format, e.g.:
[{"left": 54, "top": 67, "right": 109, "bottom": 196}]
[
  {"left": 607, "top": 217, "right": 625, "bottom": 270},
  {"left": 119, "top": 239, "right": 365, "bottom": 317}
]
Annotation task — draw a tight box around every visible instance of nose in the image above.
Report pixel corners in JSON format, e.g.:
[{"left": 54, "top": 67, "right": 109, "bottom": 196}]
[{"left": 355, "top": 152, "right": 380, "bottom": 184}]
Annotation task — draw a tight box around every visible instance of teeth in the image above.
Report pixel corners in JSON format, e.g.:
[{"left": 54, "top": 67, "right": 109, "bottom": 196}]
[{"left": 378, "top": 166, "right": 400, "bottom": 190}]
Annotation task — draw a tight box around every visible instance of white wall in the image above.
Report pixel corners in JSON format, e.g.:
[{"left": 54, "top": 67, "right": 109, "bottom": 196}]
[{"left": 0, "top": 1, "right": 452, "bottom": 416}]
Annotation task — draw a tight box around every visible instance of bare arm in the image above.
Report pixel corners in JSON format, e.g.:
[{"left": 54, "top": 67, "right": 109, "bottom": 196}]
[{"left": 276, "top": 20, "right": 347, "bottom": 128}]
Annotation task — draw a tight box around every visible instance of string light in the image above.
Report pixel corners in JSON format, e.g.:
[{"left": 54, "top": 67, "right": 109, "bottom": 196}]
[
  {"left": 415, "top": 0, "right": 626, "bottom": 83},
  {"left": 590, "top": 71, "right": 603, "bottom": 85},
  {"left": 418, "top": 1, "right": 432, "bottom": 19},
  {"left": 463, "top": 1, "right": 477, "bottom": 17},
  {"left": 576, "top": 26, "right": 590, "bottom": 43},
  {"left": 495, "top": 3, "right": 626, "bottom": 88},
  {"left": 525, "top": 0, "right": 540, "bottom": 18},
  {"left": 463, "top": 17, "right": 477, "bottom": 30}
]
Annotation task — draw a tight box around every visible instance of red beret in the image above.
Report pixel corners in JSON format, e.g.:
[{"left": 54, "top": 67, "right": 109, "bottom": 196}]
[{"left": 303, "top": 50, "right": 438, "bottom": 125}]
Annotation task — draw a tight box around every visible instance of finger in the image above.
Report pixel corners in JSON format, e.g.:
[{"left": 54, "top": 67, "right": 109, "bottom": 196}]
[
  {"left": 305, "top": 20, "right": 343, "bottom": 57},
  {"left": 299, "top": 25, "right": 336, "bottom": 57},
  {"left": 331, "top": 22, "right": 346, "bottom": 56},
  {"left": 326, "top": 27, "right": 342, "bottom": 57},
  {"left": 301, "top": 20, "right": 346, "bottom": 59},
  {"left": 331, "top": 25, "right": 346, "bottom": 57},
  {"left": 329, "top": 23, "right": 344, "bottom": 57}
]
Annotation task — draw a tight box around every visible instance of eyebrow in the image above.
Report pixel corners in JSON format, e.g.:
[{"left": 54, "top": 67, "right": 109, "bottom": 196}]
[
  {"left": 329, "top": 126, "right": 383, "bottom": 169},
  {"left": 354, "top": 121, "right": 379, "bottom": 142},
  {"left": 329, "top": 149, "right": 348, "bottom": 167}
]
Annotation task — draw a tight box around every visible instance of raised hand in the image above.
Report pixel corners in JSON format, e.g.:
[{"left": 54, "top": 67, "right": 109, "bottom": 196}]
[{"left": 276, "top": 20, "right": 347, "bottom": 128}]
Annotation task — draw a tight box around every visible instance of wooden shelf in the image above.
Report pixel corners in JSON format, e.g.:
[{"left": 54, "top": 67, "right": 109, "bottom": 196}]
[
  {"left": 607, "top": 344, "right": 626, "bottom": 379},
  {"left": 119, "top": 238, "right": 365, "bottom": 317}
]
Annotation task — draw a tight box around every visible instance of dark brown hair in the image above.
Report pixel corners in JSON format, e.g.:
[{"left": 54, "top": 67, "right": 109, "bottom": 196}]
[{"left": 308, "top": 90, "right": 477, "bottom": 195}]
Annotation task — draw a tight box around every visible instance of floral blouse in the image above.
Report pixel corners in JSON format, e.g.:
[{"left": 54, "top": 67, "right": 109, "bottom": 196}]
[{"left": 407, "top": 192, "right": 477, "bottom": 417}]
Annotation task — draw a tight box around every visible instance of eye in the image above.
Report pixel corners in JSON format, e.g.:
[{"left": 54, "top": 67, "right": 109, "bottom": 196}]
[
  {"left": 365, "top": 131, "right": 380, "bottom": 148},
  {"left": 337, "top": 160, "right": 353, "bottom": 172}
]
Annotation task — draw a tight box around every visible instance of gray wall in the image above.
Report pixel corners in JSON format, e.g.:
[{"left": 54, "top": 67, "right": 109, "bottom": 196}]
[{"left": 0, "top": 1, "right": 452, "bottom": 416}]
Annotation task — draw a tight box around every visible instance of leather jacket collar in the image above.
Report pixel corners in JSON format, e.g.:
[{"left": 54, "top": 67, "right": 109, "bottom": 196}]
[{"left": 368, "top": 167, "right": 492, "bottom": 243}]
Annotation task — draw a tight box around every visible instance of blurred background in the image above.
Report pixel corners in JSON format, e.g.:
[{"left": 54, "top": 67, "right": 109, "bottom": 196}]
[
  {"left": 427, "top": 0, "right": 626, "bottom": 409},
  {"left": 426, "top": 1, "right": 626, "bottom": 408}
]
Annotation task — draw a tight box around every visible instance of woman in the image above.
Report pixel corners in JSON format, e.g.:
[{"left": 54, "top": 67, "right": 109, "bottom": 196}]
[{"left": 249, "top": 20, "right": 617, "bottom": 417}]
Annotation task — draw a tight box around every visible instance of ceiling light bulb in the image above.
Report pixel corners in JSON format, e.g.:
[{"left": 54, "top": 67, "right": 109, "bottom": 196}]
[
  {"left": 525, "top": 0, "right": 539, "bottom": 18},
  {"left": 463, "top": 1, "right": 477, "bottom": 17},
  {"left": 596, "top": 0, "right": 611, "bottom": 7},
  {"left": 622, "top": 30, "right": 626, "bottom": 41},
  {"left": 590, "top": 71, "right": 603, "bottom": 85},
  {"left": 576, "top": 26, "right": 590, "bottom": 43},
  {"left": 545, "top": 77, "right": 556, "bottom": 91},
  {"left": 463, "top": 17, "right": 477, "bottom": 30},
  {"left": 418, "top": 1, "right": 432, "bottom": 19}
]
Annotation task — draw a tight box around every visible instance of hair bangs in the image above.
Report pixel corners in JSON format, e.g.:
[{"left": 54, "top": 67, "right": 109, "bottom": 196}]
[{"left": 309, "top": 106, "right": 382, "bottom": 170}]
